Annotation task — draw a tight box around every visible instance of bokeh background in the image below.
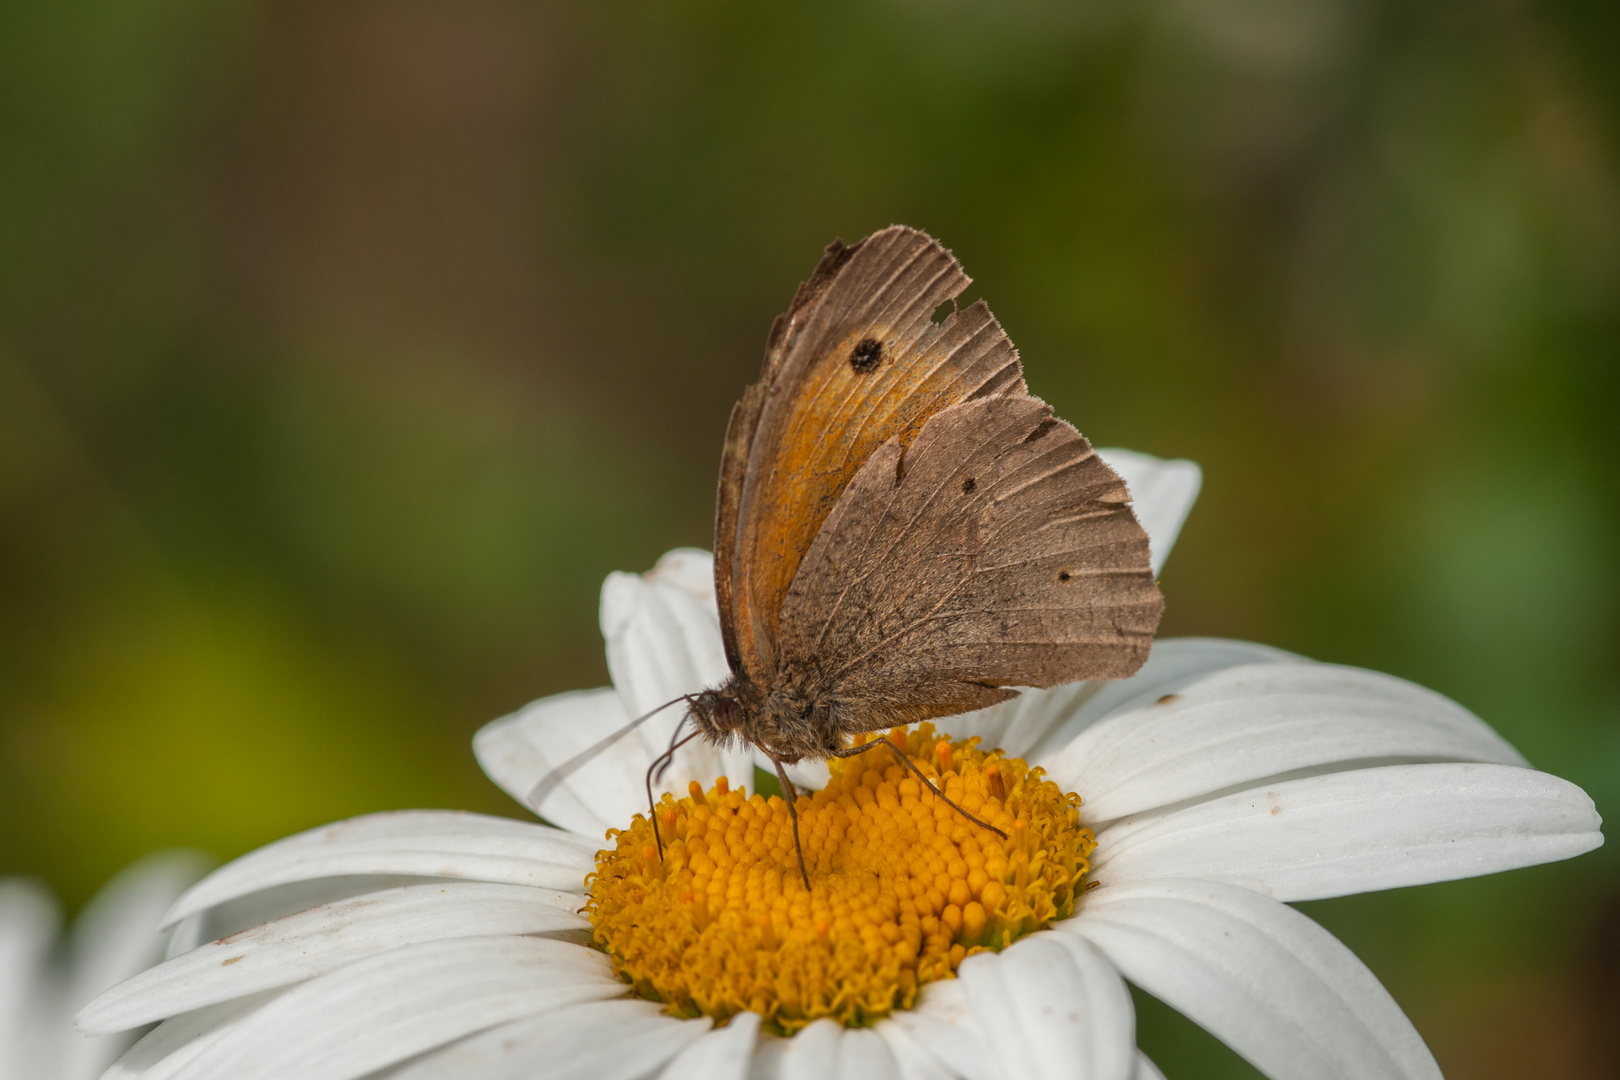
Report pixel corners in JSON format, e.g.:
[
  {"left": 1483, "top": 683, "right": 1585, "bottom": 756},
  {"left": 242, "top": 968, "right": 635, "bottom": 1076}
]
[{"left": 2, "top": 0, "right": 1617, "bottom": 1075}]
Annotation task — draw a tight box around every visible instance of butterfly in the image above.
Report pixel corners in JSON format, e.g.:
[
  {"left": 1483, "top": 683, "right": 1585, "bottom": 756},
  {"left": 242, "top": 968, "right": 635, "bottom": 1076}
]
[{"left": 653, "top": 225, "right": 1164, "bottom": 880}]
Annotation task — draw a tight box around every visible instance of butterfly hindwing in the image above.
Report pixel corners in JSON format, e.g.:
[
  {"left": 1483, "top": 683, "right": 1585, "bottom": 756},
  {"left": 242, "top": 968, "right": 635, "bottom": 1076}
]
[
  {"left": 775, "top": 394, "right": 1162, "bottom": 734},
  {"left": 716, "top": 227, "right": 1026, "bottom": 686}
]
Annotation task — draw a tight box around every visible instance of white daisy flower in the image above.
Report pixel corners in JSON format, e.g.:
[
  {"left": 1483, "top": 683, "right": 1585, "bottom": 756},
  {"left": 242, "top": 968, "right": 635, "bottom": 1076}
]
[
  {"left": 78, "top": 450, "right": 1601, "bottom": 1080},
  {"left": 3, "top": 852, "right": 210, "bottom": 1080}
]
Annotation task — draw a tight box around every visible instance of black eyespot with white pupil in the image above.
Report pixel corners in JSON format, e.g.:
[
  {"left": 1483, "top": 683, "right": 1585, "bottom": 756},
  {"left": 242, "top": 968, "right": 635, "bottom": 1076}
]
[{"left": 850, "top": 338, "right": 884, "bottom": 373}]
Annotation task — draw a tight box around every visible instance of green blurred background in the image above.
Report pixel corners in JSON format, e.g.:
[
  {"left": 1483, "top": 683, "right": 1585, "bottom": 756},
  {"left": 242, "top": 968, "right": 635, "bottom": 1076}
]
[{"left": 2, "top": 0, "right": 1616, "bottom": 1075}]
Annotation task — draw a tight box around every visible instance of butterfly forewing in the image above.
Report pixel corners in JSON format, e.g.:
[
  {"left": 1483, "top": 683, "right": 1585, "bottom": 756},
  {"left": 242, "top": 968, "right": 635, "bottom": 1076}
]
[
  {"left": 775, "top": 394, "right": 1161, "bottom": 734},
  {"left": 717, "top": 227, "right": 1027, "bottom": 686},
  {"left": 714, "top": 381, "right": 767, "bottom": 676}
]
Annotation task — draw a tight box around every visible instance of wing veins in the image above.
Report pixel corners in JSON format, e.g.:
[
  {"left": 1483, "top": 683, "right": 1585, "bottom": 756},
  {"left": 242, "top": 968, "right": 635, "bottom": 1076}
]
[
  {"left": 828, "top": 591, "right": 1133, "bottom": 681},
  {"left": 987, "top": 446, "right": 1100, "bottom": 506},
  {"left": 829, "top": 570, "right": 977, "bottom": 679},
  {"left": 808, "top": 404, "right": 1031, "bottom": 654}
]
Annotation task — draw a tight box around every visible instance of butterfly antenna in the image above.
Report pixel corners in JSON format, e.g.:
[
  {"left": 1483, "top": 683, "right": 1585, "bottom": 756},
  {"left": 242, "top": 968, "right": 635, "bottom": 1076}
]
[
  {"left": 767, "top": 753, "right": 811, "bottom": 889},
  {"left": 524, "top": 694, "right": 692, "bottom": 814},
  {"left": 647, "top": 724, "right": 702, "bottom": 861}
]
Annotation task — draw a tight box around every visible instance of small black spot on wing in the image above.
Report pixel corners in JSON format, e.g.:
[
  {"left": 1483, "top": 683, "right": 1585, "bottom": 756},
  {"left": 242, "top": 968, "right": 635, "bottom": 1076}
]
[
  {"left": 850, "top": 338, "right": 884, "bottom": 374},
  {"left": 961, "top": 477, "right": 977, "bottom": 494},
  {"left": 1023, "top": 418, "right": 1059, "bottom": 443},
  {"left": 1057, "top": 569, "right": 1072, "bottom": 582}
]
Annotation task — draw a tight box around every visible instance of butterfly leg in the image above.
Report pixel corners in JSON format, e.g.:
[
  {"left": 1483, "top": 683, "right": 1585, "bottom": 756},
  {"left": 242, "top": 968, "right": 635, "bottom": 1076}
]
[
  {"left": 646, "top": 724, "right": 702, "bottom": 862},
  {"left": 767, "top": 752, "right": 811, "bottom": 889},
  {"left": 827, "top": 737, "right": 1008, "bottom": 838},
  {"left": 878, "top": 739, "right": 1009, "bottom": 840},
  {"left": 825, "top": 739, "right": 890, "bottom": 758}
]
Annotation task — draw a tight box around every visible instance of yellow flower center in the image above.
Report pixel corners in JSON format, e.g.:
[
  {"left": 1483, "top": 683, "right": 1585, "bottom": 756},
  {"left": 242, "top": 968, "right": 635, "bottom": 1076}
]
[{"left": 585, "top": 723, "right": 1095, "bottom": 1034}]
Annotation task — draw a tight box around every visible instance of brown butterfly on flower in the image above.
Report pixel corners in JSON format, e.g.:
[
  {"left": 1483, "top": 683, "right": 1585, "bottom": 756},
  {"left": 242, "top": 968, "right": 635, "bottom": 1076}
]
[{"left": 636, "top": 225, "right": 1164, "bottom": 883}]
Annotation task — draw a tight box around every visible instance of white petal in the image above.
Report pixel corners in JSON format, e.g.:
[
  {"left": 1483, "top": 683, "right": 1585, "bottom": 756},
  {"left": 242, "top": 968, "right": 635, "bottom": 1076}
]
[
  {"left": 163, "top": 915, "right": 208, "bottom": 962},
  {"left": 81, "top": 883, "right": 587, "bottom": 1034},
  {"left": 749, "top": 1025, "right": 900, "bottom": 1080},
  {"left": 0, "top": 879, "right": 59, "bottom": 1080},
  {"left": 0, "top": 879, "right": 57, "bottom": 1012},
  {"left": 780, "top": 1018, "right": 840, "bottom": 1080},
  {"left": 644, "top": 548, "right": 720, "bottom": 604},
  {"left": 5, "top": 859, "right": 215, "bottom": 1080},
  {"left": 874, "top": 1021, "right": 954, "bottom": 1080},
  {"left": 658, "top": 1011, "right": 760, "bottom": 1080},
  {"left": 476, "top": 549, "right": 753, "bottom": 824},
  {"left": 1019, "top": 638, "right": 1303, "bottom": 764},
  {"left": 168, "top": 936, "right": 622, "bottom": 1080},
  {"left": 387, "top": 997, "right": 706, "bottom": 1080},
  {"left": 1093, "top": 448, "right": 1201, "bottom": 577},
  {"left": 944, "top": 638, "right": 1297, "bottom": 763},
  {"left": 644, "top": 552, "right": 760, "bottom": 795},
  {"left": 66, "top": 852, "right": 213, "bottom": 1011},
  {"left": 162, "top": 812, "right": 596, "bottom": 928},
  {"left": 936, "top": 681, "right": 1101, "bottom": 761},
  {"left": 1065, "top": 879, "right": 1441, "bottom": 1079},
  {"left": 602, "top": 562, "right": 754, "bottom": 797},
  {"left": 958, "top": 932, "right": 1134, "bottom": 1080},
  {"left": 884, "top": 980, "right": 997, "bottom": 1080},
  {"left": 474, "top": 688, "right": 652, "bottom": 835},
  {"left": 99, "top": 991, "right": 279, "bottom": 1080},
  {"left": 1092, "top": 763, "right": 1603, "bottom": 901},
  {"left": 837, "top": 1027, "right": 899, "bottom": 1080},
  {"left": 747, "top": 1034, "right": 787, "bottom": 1080},
  {"left": 1047, "top": 662, "right": 1527, "bottom": 823},
  {"left": 602, "top": 555, "right": 728, "bottom": 714},
  {"left": 57, "top": 853, "right": 214, "bottom": 1080},
  {"left": 164, "top": 875, "right": 470, "bottom": 954},
  {"left": 1132, "top": 1051, "right": 1167, "bottom": 1080}
]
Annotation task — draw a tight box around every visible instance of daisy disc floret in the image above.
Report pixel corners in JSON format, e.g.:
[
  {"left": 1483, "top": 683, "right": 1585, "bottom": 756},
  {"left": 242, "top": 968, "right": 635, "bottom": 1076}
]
[{"left": 587, "top": 726, "right": 1094, "bottom": 1032}]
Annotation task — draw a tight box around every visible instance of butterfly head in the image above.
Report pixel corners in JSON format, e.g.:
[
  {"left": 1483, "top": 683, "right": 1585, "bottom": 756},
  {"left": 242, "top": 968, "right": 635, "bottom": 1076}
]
[
  {"left": 689, "top": 674, "right": 846, "bottom": 766},
  {"left": 687, "top": 683, "right": 748, "bottom": 742}
]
